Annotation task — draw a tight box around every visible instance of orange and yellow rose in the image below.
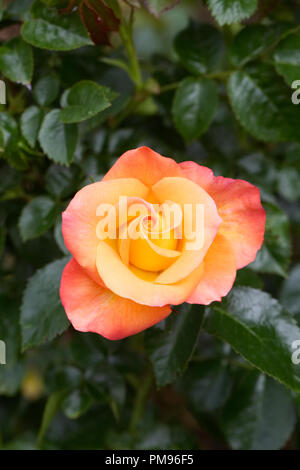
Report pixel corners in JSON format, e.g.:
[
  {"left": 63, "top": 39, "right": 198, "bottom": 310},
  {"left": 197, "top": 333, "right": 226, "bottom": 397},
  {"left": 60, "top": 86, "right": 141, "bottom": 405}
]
[{"left": 60, "top": 146, "right": 266, "bottom": 340}]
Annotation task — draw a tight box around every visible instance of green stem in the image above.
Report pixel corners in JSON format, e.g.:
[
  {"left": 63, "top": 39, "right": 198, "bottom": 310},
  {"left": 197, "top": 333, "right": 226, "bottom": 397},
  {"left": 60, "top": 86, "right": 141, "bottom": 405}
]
[
  {"left": 159, "top": 81, "right": 180, "bottom": 93},
  {"left": 129, "top": 372, "right": 153, "bottom": 434},
  {"left": 100, "top": 57, "right": 131, "bottom": 76},
  {"left": 17, "top": 141, "right": 43, "bottom": 157},
  {"left": 206, "top": 70, "right": 234, "bottom": 80},
  {"left": 110, "top": 88, "right": 150, "bottom": 128},
  {"left": 159, "top": 70, "right": 234, "bottom": 95},
  {"left": 119, "top": 15, "right": 143, "bottom": 89}
]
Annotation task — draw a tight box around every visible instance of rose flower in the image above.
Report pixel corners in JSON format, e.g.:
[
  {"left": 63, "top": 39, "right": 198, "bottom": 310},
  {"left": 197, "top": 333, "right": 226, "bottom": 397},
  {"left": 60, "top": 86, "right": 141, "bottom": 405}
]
[{"left": 60, "top": 147, "right": 265, "bottom": 340}]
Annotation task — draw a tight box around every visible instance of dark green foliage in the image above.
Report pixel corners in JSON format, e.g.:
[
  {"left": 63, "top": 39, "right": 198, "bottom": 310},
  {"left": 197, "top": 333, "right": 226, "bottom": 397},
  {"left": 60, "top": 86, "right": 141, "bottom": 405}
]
[{"left": 0, "top": 0, "right": 300, "bottom": 451}]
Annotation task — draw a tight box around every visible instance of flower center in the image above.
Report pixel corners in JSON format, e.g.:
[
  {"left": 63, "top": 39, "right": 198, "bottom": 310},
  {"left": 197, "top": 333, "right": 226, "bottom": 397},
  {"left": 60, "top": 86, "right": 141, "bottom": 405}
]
[{"left": 129, "top": 218, "right": 178, "bottom": 272}]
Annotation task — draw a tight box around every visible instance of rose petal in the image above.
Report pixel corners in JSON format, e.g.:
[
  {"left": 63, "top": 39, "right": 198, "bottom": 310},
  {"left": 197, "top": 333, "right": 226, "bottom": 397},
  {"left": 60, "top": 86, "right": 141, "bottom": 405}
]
[
  {"left": 187, "top": 234, "right": 236, "bottom": 305},
  {"left": 180, "top": 161, "right": 265, "bottom": 269},
  {"left": 96, "top": 240, "right": 204, "bottom": 307},
  {"left": 151, "top": 176, "right": 222, "bottom": 284},
  {"left": 102, "top": 146, "right": 183, "bottom": 186},
  {"left": 60, "top": 258, "right": 171, "bottom": 340},
  {"left": 62, "top": 178, "right": 149, "bottom": 283}
]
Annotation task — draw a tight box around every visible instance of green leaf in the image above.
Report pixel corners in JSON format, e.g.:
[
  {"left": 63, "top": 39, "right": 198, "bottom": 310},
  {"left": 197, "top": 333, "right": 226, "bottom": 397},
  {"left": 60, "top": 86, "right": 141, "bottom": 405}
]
[
  {"left": 33, "top": 75, "right": 60, "bottom": 107},
  {"left": 0, "top": 296, "right": 25, "bottom": 395},
  {"left": 174, "top": 22, "right": 224, "bottom": 75},
  {"left": 0, "top": 37, "right": 33, "bottom": 84},
  {"left": 280, "top": 265, "right": 300, "bottom": 319},
  {"left": 6, "top": 0, "right": 34, "bottom": 18},
  {"left": 37, "top": 390, "right": 68, "bottom": 447},
  {"left": 277, "top": 167, "right": 300, "bottom": 202},
  {"left": 45, "top": 164, "right": 82, "bottom": 198},
  {"left": 250, "top": 202, "right": 291, "bottom": 277},
  {"left": 172, "top": 77, "right": 218, "bottom": 141},
  {"left": 207, "top": 0, "right": 258, "bottom": 26},
  {"left": 273, "top": 33, "right": 300, "bottom": 86},
  {"left": 62, "top": 388, "right": 92, "bottom": 420},
  {"left": 205, "top": 287, "right": 300, "bottom": 392},
  {"left": 179, "top": 360, "right": 233, "bottom": 413},
  {"left": 19, "top": 196, "right": 58, "bottom": 242},
  {"left": 1, "top": 438, "right": 37, "bottom": 451},
  {"left": 227, "top": 64, "right": 300, "bottom": 143},
  {"left": 54, "top": 217, "right": 69, "bottom": 255},
  {"left": 60, "top": 81, "right": 111, "bottom": 124},
  {"left": 0, "top": 224, "right": 5, "bottom": 258},
  {"left": 0, "top": 165, "right": 21, "bottom": 194},
  {"left": 0, "top": 113, "right": 27, "bottom": 170},
  {"left": 145, "top": 304, "right": 205, "bottom": 387},
  {"left": 43, "top": 406, "right": 114, "bottom": 450},
  {"left": 230, "top": 24, "right": 290, "bottom": 67},
  {"left": 47, "top": 366, "right": 82, "bottom": 394},
  {"left": 221, "top": 371, "right": 296, "bottom": 450},
  {"left": 22, "top": 1, "right": 93, "bottom": 51},
  {"left": 238, "top": 152, "right": 277, "bottom": 192},
  {"left": 235, "top": 268, "right": 263, "bottom": 289},
  {"left": 0, "top": 2, "right": 4, "bottom": 22},
  {"left": 39, "top": 110, "right": 78, "bottom": 165},
  {"left": 0, "top": 112, "right": 19, "bottom": 153},
  {"left": 20, "top": 257, "right": 70, "bottom": 351},
  {"left": 69, "top": 333, "right": 106, "bottom": 369},
  {"left": 20, "top": 106, "right": 44, "bottom": 148},
  {"left": 0, "top": 127, "right": 4, "bottom": 152},
  {"left": 85, "top": 365, "right": 126, "bottom": 415}
]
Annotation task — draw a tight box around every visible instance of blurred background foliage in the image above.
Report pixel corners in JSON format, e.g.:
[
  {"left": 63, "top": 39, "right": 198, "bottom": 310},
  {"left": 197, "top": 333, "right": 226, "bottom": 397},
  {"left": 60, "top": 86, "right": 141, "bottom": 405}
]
[{"left": 1, "top": 0, "right": 300, "bottom": 450}]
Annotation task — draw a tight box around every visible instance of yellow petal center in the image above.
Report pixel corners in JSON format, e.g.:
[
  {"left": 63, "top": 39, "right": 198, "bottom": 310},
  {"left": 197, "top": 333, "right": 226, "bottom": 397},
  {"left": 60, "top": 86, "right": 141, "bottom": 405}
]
[{"left": 128, "top": 214, "right": 178, "bottom": 272}]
